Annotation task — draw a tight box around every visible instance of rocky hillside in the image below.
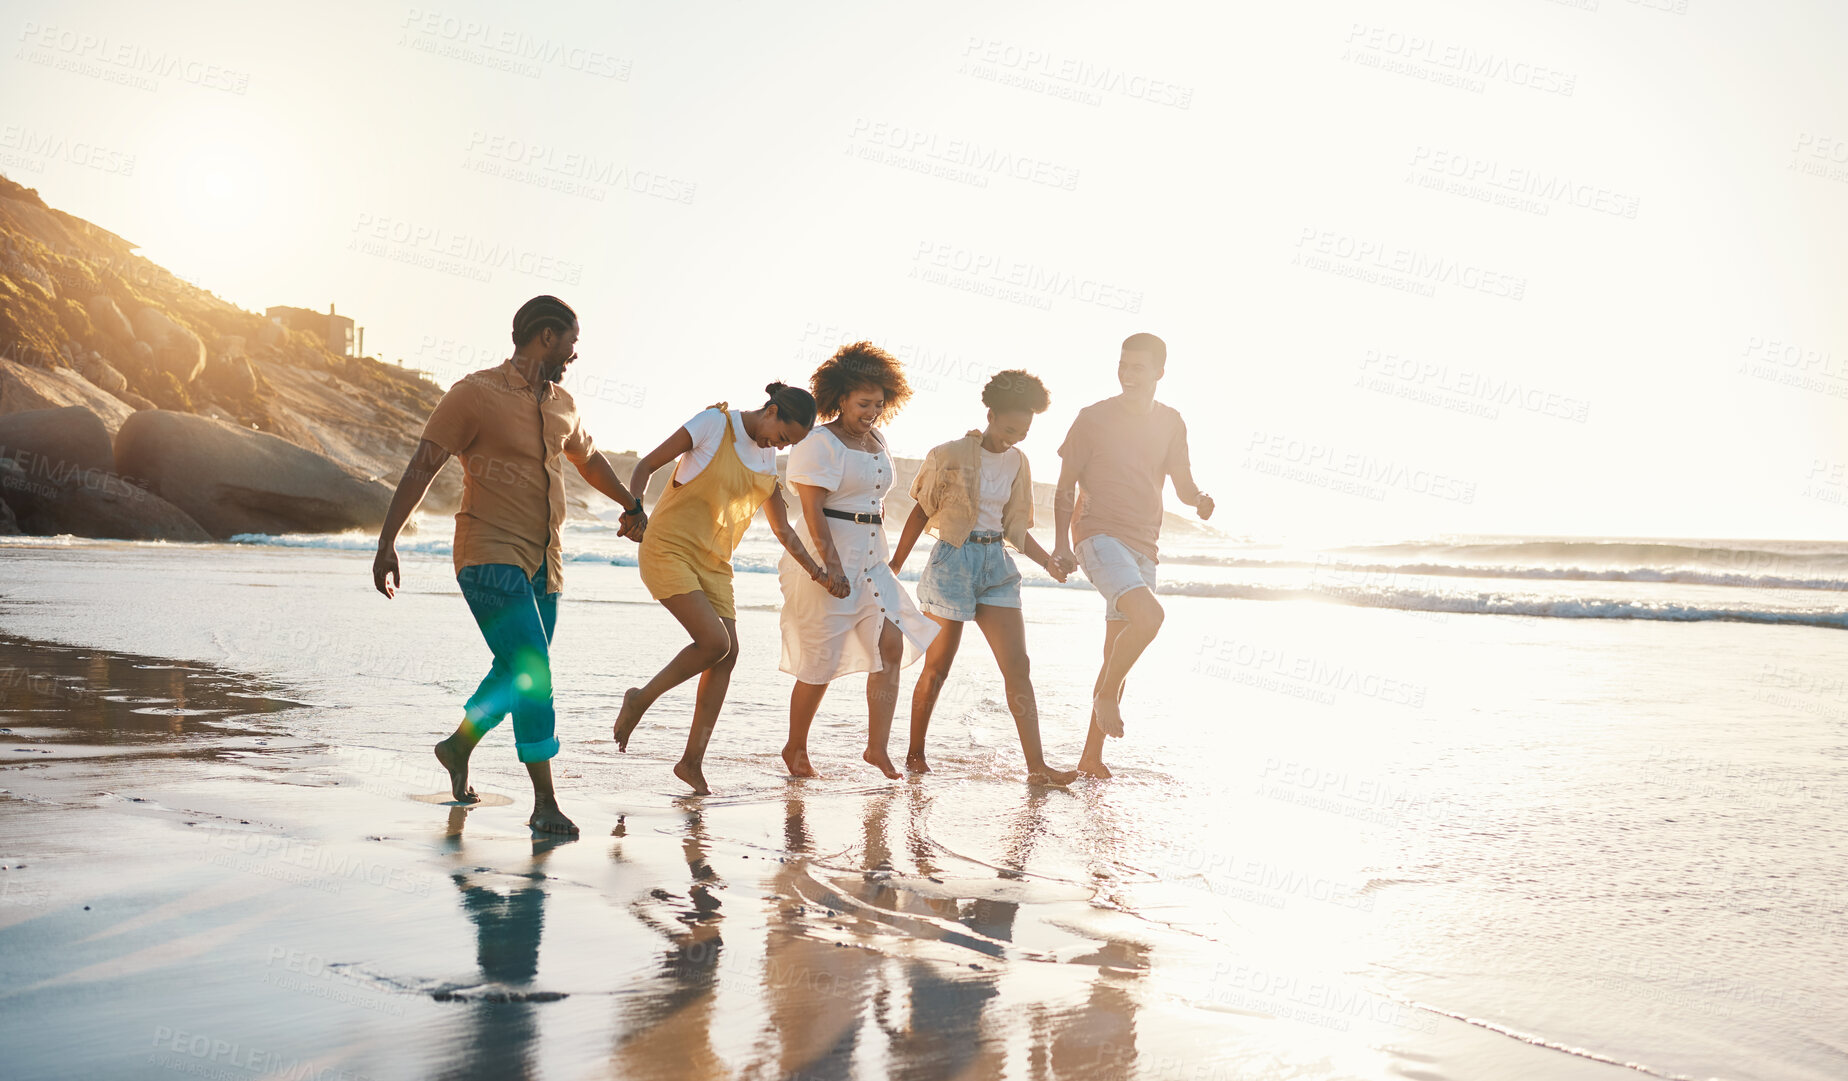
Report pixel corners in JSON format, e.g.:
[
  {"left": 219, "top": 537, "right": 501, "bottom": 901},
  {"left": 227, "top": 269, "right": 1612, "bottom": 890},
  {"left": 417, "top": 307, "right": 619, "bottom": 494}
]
[{"left": 0, "top": 174, "right": 623, "bottom": 537}]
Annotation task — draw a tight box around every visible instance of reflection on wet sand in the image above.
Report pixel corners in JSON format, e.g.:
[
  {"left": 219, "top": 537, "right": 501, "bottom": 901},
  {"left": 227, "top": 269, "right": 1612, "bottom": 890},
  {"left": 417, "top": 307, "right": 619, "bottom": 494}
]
[
  {"left": 437, "top": 818, "right": 572, "bottom": 1081},
  {"left": 747, "top": 783, "right": 1147, "bottom": 1080},
  {"left": 0, "top": 633, "right": 297, "bottom": 750},
  {"left": 752, "top": 785, "right": 878, "bottom": 1080},
  {"left": 0, "top": 624, "right": 1156, "bottom": 1081},
  {"left": 612, "top": 801, "right": 730, "bottom": 1080}
]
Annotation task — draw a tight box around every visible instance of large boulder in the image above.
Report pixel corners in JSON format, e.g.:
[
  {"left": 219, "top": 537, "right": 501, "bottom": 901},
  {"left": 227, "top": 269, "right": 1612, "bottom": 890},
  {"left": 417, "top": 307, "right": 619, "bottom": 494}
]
[
  {"left": 0, "top": 406, "right": 115, "bottom": 478},
  {"left": 0, "top": 358, "right": 136, "bottom": 433},
  {"left": 86, "top": 294, "right": 135, "bottom": 343},
  {"left": 114, "top": 410, "right": 393, "bottom": 538},
  {"left": 0, "top": 410, "right": 207, "bottom": 541},
  {"left": 77, "top": 351, "right": 130, "bottom": 395},
  {"left": 0, "top": 455, "right": 210, "bottom": 541},
  {"left": 130, "top": 306, "right": 206, "bottom": 384},
  {"left": 202, "top": 353, "right": 259, "bottom": 399}
]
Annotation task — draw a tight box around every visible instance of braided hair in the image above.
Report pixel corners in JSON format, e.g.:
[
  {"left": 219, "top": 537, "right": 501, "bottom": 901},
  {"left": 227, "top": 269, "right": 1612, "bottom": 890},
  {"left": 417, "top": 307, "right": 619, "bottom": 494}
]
[{"left": 512, "top": 296, "right": 578, "bottom": 347}]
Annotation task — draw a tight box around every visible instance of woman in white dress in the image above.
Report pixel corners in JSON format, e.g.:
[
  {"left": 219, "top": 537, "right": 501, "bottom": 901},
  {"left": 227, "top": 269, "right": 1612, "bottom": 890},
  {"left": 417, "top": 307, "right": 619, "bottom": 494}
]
[{"left": 778, "top": 341, "right": 939, "bottom": 779}]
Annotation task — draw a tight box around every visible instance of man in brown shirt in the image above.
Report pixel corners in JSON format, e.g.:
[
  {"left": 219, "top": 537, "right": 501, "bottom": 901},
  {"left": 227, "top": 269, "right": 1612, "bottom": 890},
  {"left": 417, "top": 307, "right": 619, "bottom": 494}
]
[
  {"left": 372, "top": 296, "right": 645, "bottom": 834},
  {"left": 1051, "top": 332, "right": 1214, "bottom": 778}
]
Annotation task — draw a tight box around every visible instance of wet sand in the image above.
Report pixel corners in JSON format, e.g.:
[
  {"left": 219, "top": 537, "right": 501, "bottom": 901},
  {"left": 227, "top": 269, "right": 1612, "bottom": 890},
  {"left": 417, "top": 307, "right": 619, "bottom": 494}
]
[{"left": 0, "top": 629, "right": 1675, "bottom": 1081}]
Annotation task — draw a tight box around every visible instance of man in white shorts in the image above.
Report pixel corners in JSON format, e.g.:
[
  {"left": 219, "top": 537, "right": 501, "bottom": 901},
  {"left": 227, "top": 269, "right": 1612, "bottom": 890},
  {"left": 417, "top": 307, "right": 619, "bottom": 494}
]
[{"left": 1050, "top": 333, "right": 1215, "bottom": 778}]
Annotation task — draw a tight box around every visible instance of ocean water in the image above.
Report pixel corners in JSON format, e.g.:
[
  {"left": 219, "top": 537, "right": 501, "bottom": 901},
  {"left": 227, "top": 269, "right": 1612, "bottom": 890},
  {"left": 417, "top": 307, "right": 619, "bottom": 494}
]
[{"left": 1, "top": 524, "right": 1843, "bottom": 1080}]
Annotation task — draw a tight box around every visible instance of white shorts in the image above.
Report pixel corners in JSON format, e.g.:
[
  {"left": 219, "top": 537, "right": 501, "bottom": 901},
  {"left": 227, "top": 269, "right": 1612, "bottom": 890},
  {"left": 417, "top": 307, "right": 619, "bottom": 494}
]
[{"left": 1076, "top": 534, "right": 1158, "bottom": 622}]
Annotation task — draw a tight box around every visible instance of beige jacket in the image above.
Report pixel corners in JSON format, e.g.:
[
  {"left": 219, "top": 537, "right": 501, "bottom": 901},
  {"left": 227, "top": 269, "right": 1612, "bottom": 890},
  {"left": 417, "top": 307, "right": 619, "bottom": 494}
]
[{"left": 909, "top": 430, "right": 1034, "bottom": 550}]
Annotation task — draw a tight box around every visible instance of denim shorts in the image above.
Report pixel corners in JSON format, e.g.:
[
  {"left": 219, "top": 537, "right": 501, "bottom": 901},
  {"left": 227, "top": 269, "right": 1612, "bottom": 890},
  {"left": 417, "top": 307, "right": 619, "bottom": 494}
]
[
  {"left": 916, "top": 531, "right": 1022, "bottom": 621},
  {"left": 1076, "top": 534, "right": 1158, "bottom": 621}
]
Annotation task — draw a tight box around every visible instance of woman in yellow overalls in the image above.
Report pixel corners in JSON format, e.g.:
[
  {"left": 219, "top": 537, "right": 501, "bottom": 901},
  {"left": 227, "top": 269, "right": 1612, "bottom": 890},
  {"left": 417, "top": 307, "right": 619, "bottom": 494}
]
[{"left": 613, "top": 383, "right": 843, "bottom": 794}]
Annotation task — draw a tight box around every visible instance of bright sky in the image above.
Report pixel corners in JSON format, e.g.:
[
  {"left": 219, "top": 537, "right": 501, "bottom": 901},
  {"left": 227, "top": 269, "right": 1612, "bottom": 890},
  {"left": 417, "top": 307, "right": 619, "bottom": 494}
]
[{"left": 5, "top": 0, "right": 1846, "bottom": 541}]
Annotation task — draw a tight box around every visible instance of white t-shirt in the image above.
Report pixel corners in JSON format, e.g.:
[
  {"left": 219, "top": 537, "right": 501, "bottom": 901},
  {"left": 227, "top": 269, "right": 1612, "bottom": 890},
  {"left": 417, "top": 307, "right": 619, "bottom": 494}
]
[
  {"left": 976, "top": 446, "right": 1020, "bottom": 531},
  {"left": 674, "top": 408, "right": 778, "bottom": 483}
]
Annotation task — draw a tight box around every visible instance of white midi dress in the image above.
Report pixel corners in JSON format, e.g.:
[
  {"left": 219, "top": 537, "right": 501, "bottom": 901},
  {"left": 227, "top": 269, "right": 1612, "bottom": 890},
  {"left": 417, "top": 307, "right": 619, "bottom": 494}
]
[{"left": 777, "top": 427, "right": 939, "bottom": 684}]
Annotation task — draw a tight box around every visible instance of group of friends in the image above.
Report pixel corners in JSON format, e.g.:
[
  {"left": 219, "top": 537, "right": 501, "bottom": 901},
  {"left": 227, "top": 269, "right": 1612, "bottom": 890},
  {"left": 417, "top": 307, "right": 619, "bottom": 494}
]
[{"left": 372, "top": 296, "right": 1214, "bottom": 834}]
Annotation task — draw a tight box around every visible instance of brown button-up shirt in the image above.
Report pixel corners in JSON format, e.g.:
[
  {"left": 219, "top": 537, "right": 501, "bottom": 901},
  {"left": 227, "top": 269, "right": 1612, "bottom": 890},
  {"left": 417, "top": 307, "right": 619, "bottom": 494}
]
[{"left": 420, "top": 359, "right": 596, "bottom": 594}]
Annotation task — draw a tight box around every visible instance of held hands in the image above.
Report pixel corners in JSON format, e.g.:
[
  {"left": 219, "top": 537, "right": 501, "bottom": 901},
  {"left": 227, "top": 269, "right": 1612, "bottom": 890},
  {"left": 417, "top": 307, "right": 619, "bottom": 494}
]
[
  {"left": 372, "top": 546, "right": 400, "bottom": 598},
  {"left": 1048, "top": 546, "right": 1076, "bottom": 582},
  {"left": 617, "top": 510, "right": 647, "bottom": 542},
  {"left": 810, "top": 558, "right": 851, "bottom": 599}
]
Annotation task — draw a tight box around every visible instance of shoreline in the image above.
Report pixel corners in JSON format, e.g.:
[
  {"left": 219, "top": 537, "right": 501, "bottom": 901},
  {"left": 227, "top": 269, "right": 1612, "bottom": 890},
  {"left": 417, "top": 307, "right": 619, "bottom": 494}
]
[{"left": 1, "top": 541, "right": 1839, "bottom": 1080}]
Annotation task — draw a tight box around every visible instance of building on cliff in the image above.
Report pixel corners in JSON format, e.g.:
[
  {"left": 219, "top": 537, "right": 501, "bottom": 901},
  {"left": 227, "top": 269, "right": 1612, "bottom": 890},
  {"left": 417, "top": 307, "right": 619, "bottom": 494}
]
[{"left": 265, "top": 304, "right": 359, "bottom": 357}]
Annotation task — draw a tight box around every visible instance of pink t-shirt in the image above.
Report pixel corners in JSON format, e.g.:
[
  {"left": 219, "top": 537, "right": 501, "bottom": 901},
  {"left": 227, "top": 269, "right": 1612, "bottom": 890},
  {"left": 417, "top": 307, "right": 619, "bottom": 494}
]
[{"left": 1058, "top": 397, "right": 1190, "bottom": 563}]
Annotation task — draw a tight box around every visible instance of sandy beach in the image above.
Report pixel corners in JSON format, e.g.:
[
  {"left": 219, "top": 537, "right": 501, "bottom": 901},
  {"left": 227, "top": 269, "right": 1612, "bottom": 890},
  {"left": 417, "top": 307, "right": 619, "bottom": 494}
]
[{"left": 2, "top": 537, "right": 1843, "bottom": 1080}]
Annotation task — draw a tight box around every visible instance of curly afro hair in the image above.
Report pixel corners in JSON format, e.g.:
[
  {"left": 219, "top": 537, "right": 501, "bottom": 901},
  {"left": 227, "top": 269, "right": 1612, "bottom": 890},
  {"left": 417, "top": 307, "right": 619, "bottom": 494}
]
[
  {"left": 980, "top": 369, "right": 1050, "bottom": 414},
  {"left": 809, "top": 340, "right": 913, "bottom": 421}
]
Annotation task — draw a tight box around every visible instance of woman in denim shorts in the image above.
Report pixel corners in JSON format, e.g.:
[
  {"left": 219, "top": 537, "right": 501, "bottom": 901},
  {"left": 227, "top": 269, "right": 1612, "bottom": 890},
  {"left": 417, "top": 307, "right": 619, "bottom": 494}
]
[{"left": 889, "top": 370, "right": 1077, "bottom": 785}]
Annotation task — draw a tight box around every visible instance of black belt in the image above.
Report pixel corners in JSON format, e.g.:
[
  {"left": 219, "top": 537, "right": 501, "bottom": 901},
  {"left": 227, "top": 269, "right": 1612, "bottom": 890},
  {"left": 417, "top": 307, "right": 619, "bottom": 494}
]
[
  {"left": 967, "top": 532, "right": 1003, "bottom": 544},
  {"left": 823, "top": 508, "right": 882, "bottom": 524}
]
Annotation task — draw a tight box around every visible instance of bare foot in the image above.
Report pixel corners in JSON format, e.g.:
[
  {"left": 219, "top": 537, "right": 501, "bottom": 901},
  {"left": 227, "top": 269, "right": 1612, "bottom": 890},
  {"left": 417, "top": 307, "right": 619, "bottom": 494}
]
[
  {"left": 528, "top": 803, "right": 579, "bottom": 834},
  {"left": 434, "top": 737, "right": 479, "bottom": 803},
  {"left": 863, "top": 749, "right": 901, "bottom": 780},
  {"left": 612, "top": 688, "right": 645, "bottom": 751},
  {"left": 781, "top": 744, "right": 816, "bottom": 778},
  {"left": 673, "top": 760, "right": 711, "bottom": 795},
  {"left": 1091, "top": 694, "right": 1125, "bottom": 738},
  {"left": 1076, "top": 758, "right": 1112, "bottom": 779},
  {"left": 905, "top": 750, "right": 930, "bottom": 774},
  {"left": 1029, "top": 766, "right": 1079, "bottom": 787}
]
